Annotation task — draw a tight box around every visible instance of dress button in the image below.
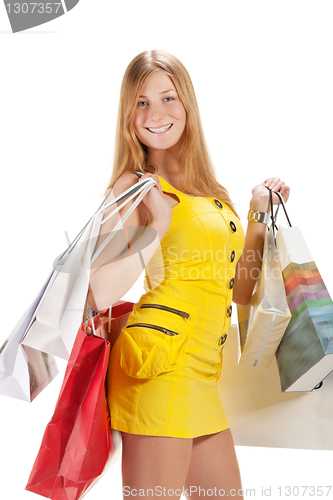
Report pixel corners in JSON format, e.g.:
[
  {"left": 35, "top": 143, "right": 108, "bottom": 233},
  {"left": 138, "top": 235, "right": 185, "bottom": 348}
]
[
  {"left": 229, "top": 221, "right": 237, "bottom": 233},
  {"left": 219, "top": 334, "right": 227, "bottom": 346},
  {"left": 214, "top": 199, "right": 223, "bottom": 209},
  {"left": 228, "top": 277, "right": 235, "bottom": 289},
  {"left": 226, "top": 305, "right": 232, "bottom": 318},
  {"left": 229, "top": 250, "right": 236, "bottom": 263}
]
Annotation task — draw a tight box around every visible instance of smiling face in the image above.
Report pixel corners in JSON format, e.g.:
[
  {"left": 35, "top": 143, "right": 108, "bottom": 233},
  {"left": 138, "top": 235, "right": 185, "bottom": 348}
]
[{"left": 133, "top": 70, "right": 187, "bottom": 153}]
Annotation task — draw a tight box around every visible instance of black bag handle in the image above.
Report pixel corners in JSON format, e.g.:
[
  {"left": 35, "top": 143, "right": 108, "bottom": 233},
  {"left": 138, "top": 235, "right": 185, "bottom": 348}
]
[
  {"left": 274, "top": 191, "right": 292, "bottom": 227},
  {"left": 268, "top": 189, "right": 292, "bottom": 233},
  {"left": 267, "top": 188, "right": 292, "bottom": 247},
  {"left": 268, "top": 188, "right": 281, "bottom": 242}
]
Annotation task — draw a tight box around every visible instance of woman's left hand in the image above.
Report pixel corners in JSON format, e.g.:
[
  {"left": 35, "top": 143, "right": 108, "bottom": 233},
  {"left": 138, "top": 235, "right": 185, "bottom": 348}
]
[{"left": 250, "top": 177, "right": 290, "bottom": 212}]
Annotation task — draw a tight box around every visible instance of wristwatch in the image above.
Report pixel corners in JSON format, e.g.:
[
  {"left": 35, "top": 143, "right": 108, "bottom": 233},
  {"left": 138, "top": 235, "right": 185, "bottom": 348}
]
[{"left": 247, "top": 209, "right": 271, "bottom": 225}]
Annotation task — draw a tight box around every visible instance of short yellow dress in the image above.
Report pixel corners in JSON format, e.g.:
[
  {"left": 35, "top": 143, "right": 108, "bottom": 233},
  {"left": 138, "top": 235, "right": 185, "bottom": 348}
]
[{"left": 107, "top": 175, "right": 245, "bottom": 438}]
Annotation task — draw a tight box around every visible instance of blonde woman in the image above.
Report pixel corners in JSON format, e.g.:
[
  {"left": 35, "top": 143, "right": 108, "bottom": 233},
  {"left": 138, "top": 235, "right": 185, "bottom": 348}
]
[{"left": 87, "top": 50, "right": 290, "bottom": 500}]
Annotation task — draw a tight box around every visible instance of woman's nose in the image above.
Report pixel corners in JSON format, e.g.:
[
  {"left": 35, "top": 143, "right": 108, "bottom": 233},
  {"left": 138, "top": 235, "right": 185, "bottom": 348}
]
[{"left": 147, "top": 102, "right": 166, "bottom": 122}]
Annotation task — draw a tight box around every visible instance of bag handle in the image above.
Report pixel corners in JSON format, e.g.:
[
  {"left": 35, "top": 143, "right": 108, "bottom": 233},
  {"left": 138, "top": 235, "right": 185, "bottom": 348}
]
[
  {"left": 267, "top": 189, "right": 292, "bottom": 233},
  {"left": 55, "top": 187, "right": 113, "bottom": 265},
  {"left": 90, "top": 177, "right": 156, "bottom": 264},
  {"left": 267, "top": 188, "right": 281, "bottom": 240},
  {"left": 55, "top": 171, "right": 148, "bottom": 265},
  {"left": 97, "top": 175, "right": 155, "bottom": 225},
  {"left": 81, "top": 172, "right": 156, "bottom": 321},
  {"left": 275, "top": 191, "right": 292, "bottom": 227}
]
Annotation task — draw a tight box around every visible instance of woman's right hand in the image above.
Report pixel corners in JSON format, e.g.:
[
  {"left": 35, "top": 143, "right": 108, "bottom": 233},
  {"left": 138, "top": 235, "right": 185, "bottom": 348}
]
[{"left": 139, "top": 173, "right": 173, "bottom": 225}]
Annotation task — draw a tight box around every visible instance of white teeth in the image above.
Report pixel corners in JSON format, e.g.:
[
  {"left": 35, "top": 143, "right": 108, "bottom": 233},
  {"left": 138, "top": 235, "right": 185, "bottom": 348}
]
[{"left": 148, "top": 124, "right": 172, "bottom": 134}]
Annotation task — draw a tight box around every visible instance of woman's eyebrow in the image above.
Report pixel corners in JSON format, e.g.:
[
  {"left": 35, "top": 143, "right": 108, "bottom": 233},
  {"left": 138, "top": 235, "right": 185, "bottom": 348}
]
[{"left": 138, "top": 89, "right": 176, "bottom": 98}]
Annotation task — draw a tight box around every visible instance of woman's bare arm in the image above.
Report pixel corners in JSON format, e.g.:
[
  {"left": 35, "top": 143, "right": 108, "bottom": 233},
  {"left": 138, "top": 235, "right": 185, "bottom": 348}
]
[
  {"left": 87, "top": 173, "right": 172, "bottom": 311},
  {"left": 232, "top": 178, "right": 290, "bottom": 306}
]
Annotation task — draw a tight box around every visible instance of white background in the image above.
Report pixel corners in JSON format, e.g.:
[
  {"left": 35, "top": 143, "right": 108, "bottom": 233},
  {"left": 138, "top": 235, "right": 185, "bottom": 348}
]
[{"left": 1, "top": 1, "right": 333, "bottom": 499}]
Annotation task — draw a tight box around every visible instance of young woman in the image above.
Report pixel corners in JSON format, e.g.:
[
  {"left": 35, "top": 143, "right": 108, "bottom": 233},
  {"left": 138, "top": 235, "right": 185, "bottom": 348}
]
[{"left": 87, "top": 50, "right": 290, "bottom": 500}]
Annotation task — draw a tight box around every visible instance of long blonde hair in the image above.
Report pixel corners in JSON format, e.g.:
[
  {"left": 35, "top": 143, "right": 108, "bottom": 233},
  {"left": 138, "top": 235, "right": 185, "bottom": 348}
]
[{"left": 104, "top": 49, "right": 238, "bottom": 217}]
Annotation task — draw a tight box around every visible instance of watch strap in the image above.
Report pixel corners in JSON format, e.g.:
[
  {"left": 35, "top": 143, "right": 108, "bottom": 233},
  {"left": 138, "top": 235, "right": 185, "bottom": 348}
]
[{"left": 247, "top": 209, "right": 271, "bottom": 225}]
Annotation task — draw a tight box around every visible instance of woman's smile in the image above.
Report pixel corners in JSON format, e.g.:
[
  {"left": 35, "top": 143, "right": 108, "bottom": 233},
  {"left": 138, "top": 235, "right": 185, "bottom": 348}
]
[{"left": 146, "top": 124, "right": 173, "bottom": 134}]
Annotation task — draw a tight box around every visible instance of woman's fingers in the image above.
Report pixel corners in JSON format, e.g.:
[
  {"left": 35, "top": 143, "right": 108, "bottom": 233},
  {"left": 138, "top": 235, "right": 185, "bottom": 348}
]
[
  {"left": 264, "top": 177, "right": 282, "bottom": 191},
  {"left": 263, "top": 177, "right": 290, "bottom": 204},
  {"left": 262, "top": 177, "right": 290, "bottom": 205},
  {"left": 140, "top": 173, "right": 162, "bottom": 192},
  {"left": 279, "top": 183, "right": 291, "bottom": 203}
]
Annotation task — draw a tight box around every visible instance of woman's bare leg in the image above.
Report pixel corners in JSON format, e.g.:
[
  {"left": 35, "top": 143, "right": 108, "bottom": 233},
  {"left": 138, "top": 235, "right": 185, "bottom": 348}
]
[
  {"left": 183, "top": 428, "right": 243, "bottom": 499},
  {"left": 121, "top": 431, "right": 193, "bottom": 499}
]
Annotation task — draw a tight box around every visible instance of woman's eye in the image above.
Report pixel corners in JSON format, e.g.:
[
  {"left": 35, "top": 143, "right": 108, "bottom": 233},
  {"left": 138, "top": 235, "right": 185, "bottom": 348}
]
[{"left": 137, "top": 96, "right": 175, "bottom": 107}]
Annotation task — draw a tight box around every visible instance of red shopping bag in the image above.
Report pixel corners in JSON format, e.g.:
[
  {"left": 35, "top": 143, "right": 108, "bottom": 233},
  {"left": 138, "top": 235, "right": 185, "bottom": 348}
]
[{"left": 25, "top": 300, "right": 134, "bottom": 500}]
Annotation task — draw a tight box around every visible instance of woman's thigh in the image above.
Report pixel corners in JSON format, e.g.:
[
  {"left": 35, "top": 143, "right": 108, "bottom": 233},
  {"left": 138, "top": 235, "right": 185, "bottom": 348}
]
[
  {"left": 120, "top": 431, "right": 193, "bottom": 500},
  {"left": 183, "top": 428, "right": 243, "bottom": 500}
]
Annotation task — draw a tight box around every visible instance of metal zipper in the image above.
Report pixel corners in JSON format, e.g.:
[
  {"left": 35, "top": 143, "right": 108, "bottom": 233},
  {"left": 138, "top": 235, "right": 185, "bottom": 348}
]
[
  {"left": 139, "top": 303, "right": 190, "bottom": 319},
  {"left": 126, "top": 323, "right": 179, "bottom": 336}
]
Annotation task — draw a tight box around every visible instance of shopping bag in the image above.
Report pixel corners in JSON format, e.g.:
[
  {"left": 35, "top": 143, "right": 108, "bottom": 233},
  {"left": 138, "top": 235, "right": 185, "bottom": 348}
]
[
  {"left": 275, "top": 220, "right": 333, "bottom": 392},
  {"left": 25, "top": 325, "right": 110, "bottom": 500},
  {"left": 237, "top": 226, "right": 291, "bottom": 367},
  {"left": 0, "top": 271, "right": 59, "bottom": 402},
  {"left": 22, "top": 173, "right": 155, "bottom": 360},
  {"left": 22, "top": 211, "right": 104, "bottom": 360},
  {"left": 1, "top": 173, "right": 156, "bottom": 402},
  {"left": 25, "top": 300, "right": 134, "bottom": 500},
  {"left": 218, "top": 325, "right": 333, "bottom": 450},
  {"left": 0, "top": 186, "right": 112, "bottom": 402}
]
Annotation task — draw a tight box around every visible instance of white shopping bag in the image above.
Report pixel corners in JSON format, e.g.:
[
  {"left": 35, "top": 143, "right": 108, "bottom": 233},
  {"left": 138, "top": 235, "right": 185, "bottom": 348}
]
[
  {"left": 218, "top": 325, "right": 333, "bottom": 450},
  {"left": 1, "top": 173, "right": 158, "bottom": 402},
  {"left": 21, "top": 212, "right": 102, "bottom": 359},
  {"left": 22, "top": 174, "right": 157, "bottom": 360},
  {"left": 0, "top": 271, "right": 59, "bottom": 402},
  {"left": 237, "top": 227, "right": 291, "bottom": 367}
]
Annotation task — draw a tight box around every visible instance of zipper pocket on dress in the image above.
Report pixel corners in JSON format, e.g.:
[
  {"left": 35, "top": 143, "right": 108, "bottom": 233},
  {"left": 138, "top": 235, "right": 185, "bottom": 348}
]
[
  {"left": 126, "top": 323, "right": 179, "bottom": 336},
  {"left": 139, "top": 303, "right": 191, "bottom": 319}
]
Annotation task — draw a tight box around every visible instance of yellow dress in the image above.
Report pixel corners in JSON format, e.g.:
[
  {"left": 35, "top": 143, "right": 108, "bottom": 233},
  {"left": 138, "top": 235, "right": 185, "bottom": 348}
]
[{"left": 107, "top": 175, "right": 245, "bottom": 438}]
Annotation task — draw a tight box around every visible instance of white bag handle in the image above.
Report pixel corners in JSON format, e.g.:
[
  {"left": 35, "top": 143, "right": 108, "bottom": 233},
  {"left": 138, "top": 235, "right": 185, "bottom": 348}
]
[
  {"left": 97, "top": 176, "right": 156, "bottom": 224},
  {"left": 54, "top": 188, "right": 113, "bottom": 265},
  {"left": 55, "top": 171, "right": 152, "bottom": 265},
  {"left": 91, "top": 177, "right": 156, "bottom": 264}
]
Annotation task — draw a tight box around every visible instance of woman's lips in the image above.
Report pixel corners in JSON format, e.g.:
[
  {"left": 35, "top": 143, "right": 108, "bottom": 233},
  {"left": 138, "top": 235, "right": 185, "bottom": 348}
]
[{"left": 146, "top": 124, "right": 173, "bottom": 134}]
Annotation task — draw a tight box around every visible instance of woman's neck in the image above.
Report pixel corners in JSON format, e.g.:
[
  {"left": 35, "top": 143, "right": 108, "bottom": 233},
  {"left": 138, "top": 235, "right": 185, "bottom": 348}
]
[{"left": 147, "top": 148, "right": 183, "bottom": 184}]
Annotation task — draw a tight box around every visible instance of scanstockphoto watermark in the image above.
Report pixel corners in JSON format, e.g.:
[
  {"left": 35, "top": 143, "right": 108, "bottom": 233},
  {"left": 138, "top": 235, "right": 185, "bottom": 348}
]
[
  {"left": 123, "top": 486, "right": 254, "bottom": 497},
  {"left": 53, "top": 226, "right": 292, "bottom": 283},
  {"left": 123, "top": 485, "right": 333, "bottom": 497},
  {"left": 166, "top": 245, "right": 293, "bottom": 269}
]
